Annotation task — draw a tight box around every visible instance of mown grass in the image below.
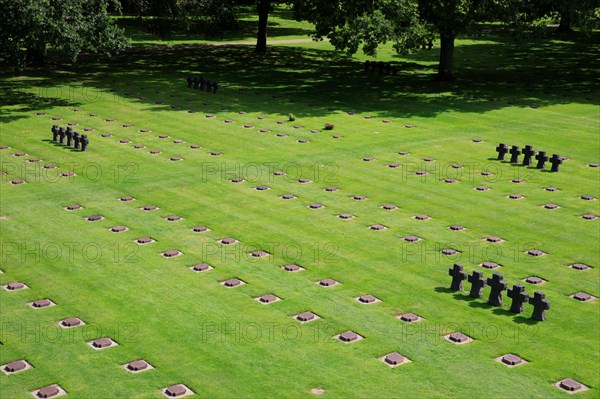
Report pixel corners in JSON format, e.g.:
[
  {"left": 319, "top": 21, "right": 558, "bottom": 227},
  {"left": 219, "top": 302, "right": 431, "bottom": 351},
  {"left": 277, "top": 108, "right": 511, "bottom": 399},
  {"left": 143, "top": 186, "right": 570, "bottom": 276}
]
[{"left": 0, "top": 14, "right": 598, "bottom": 399}]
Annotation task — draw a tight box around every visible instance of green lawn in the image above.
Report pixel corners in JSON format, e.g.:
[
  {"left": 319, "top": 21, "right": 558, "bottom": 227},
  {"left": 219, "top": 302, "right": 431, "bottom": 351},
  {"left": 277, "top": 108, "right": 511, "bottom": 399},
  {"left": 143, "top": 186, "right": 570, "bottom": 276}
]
[{"left": 0, "top": 16, "right": 598, "bottom": 399}]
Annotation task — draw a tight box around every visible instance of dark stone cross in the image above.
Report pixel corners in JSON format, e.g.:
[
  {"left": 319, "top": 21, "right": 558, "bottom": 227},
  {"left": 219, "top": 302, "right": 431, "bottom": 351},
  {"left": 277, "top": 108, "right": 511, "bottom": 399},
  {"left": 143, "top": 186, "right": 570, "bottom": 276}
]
[
  {"left": 58, "top": 127, "right": 66, "bottom": 144},
  {"left": 199, "top": 77, "right": 205, "bottom": 91},
  {"left": 187, "top": 75, "right": 193, "bottom": 88},
  {"left": 205, "top": 80, "right": 212, "bottom": 92},
  {"left": 535, "top": 151, "right": 548, "bottom": 169},
  {"left": 530, "top": 291, "right": 550, "bottom": 321},
  {"left": 509, "top": 145, "right": 521, "bottom": 163},
  {"left": 66, "top": 127, "right": 73, "bottom": 146},
  {"left": 486, "top": 272, "right": 507, "bottom": 306},
  {"left": 507, "top": 284, "right": 530, "bottom": 313},
  {"left": 521, "top": 145, "right": 536, "bottom": 166},
  {"left": 193, "top": 77, "right": 199, "bottom": 89},
  {"left": 52, "top": 124, "right": 59, "bottom": 141},
  {"left": 550, "top": 154, "right": 563, "bottom": 172},
  {"left": 496, "top": 143, "right": 509, "bottom": 160},
  {"left": 468, "top": 270, "right": 486, "bottom": 298},
  {"left": 80, "top": 134, "right": 89, "bottom": 151},
  {"left": 73, "top": 132, "right": 81, "bottom": 149},
  {"left": 213, "top": 81, "right": 219, "bottom": 94},
  {"left": 448, "top": 263, "right": 467, "bottom": 291}
]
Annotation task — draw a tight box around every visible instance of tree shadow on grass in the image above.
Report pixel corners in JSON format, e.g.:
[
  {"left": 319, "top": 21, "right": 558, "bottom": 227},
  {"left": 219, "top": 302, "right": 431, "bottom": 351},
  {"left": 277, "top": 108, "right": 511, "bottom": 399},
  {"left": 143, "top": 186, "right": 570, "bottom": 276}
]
[{"left": 1, "top": 27, "right": 598, "bottom": 124}]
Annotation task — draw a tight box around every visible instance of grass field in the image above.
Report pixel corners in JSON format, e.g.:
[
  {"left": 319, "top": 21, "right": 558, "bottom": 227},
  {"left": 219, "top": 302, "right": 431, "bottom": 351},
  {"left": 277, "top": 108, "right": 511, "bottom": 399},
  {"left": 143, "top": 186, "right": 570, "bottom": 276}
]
[{"left": 0, "top": 10, "right": 599, "bottom": 399}]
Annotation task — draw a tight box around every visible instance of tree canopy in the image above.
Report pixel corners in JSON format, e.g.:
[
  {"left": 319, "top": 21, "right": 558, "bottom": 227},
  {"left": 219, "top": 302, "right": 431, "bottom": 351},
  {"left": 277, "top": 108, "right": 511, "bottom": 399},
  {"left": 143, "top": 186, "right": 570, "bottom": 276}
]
[{"left": 0, "top": 0, "right": 130, "bottom": 69}]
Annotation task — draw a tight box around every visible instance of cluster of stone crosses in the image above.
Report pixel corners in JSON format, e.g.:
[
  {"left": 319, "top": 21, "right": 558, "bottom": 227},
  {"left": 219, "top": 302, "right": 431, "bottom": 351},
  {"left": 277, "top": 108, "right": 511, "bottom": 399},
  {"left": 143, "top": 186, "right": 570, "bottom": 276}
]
[
  {"left": 186, "top": 75, "right": 219, "bottom": 94},
  {"left": 51, "top": 125, "right": 89, "bottom": 151},
  {"left": 449, "top": 264, "right": 550, "bottom": 321},
  {"left": 495, "top": 143, "right": 563, "bottom": 172}
]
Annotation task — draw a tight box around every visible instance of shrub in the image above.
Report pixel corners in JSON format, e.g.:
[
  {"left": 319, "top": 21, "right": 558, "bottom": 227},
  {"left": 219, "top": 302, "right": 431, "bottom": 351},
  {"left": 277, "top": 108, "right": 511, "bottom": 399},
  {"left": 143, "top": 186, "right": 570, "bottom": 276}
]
[{"left": 324, "top": 123, "right": 334, "bottom": 130}]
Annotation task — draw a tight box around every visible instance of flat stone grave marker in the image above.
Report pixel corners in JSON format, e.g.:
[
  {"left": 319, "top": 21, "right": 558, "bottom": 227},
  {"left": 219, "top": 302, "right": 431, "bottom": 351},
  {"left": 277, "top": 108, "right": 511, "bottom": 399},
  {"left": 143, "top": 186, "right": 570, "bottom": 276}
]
[
  {"left": 317, "top": 278, "right": 339, "bottom": 287},
  {"left": 222, "top": 278, "right": 244, "bottom": 287},
  {"left": 524, "top": 276, "right": 546, "bottom": 285},
  {"left": 294, "top": 311, "right": 319, "bottom": 323},
  {"left": 527, "top": 249, "right": 546, "bottom": 256},
  {"left": 382, "top": 204, "right": 397, "bottom": 210},
  {"left": 192, "top": 226, "right": 209, "bottom": 232},
  {"left": 136, "top": 237, "right": 155, "bottom": 244},
  {"left": 111, "top": 225, "right": 128, "bottom": 232},
  {"left": 325, "top": 187, "right": 338, "bottom": 192},
  {"left": 370, "top": 224, "right": 387, "bottom": 230},
  {"left": 191, "top": 263, "right": 212, "bottom": 272},
  {"left": 3, "top": 282, "right": 28, "bottom": 291},
  {"left": 60, "top": 317, "right": 84, "bottom": 328},
  {"left": 571, "top": 292, "right": 596, "bottom": 302},
  {"left": 256, "top": 294, "right": 280, "bottom": 304},
  {"left": 555, "top": 378, "right": 589, "bottom": 393},
  {"left": 124, "top": 359, "right": 153, "bottom": 373},
  {"left": 162, "top": 250, "right": 182, "bottom": 258},
  {"left": 161, "top": 384, "right": 194, "bottom": 398},
  {"left": 65, "top": 204, "right": 82, "bottom": 211},
  {"left": 356, "top": 294, "right": 381, "bottom": 304},
  {"left": 570, "top": 263, "right": 591, "bottom": 271},
  {"left": 508, "top": 194, "right": 524, "bottom": 199},
  {"left": 1, "top": 359, "right": 32, "bottom": 375},
  {"left": 338, "top": 214, "right": 355, "bottom": 220},
  {"left": 380, "top": 352, "right": 411, "bottom": 367},
  {"left": 32, "top": 384, "right": 67, "bottom": 398},
  {"left": 250, "top": 250, "right": 270, "bottom": 258},
  {"left": 449, "top": 225, "right": 465, "bottom": 231},
  {"left": 444, "top": 332, "right": 473, "bottom": 344},
  {"left": 544, "top": 204, "right": 559, "bottom": 209},
  {"left": 120, "top": 196, "right": 135, "bottom": 201},
  {"left": 142, "top": 205, "right": 158, "bottom": 211},
  {"left": 397, "top": 313, "right": 424, "bottom": 322},
  {"left": 352, "top": 195, "right": 367, "bottom": 200},
  {"left": 166, "top": 215, "right": 182, "bottom": 221},
  {"left": 495, "top": 354, "right": 527, "bottom": 367},
  {"left": 581, "top": 214, "right": 597, "bottom": 220},
  {"left": 283, "top": 264, "right": 304, "bottom": 272},
  {"left": 414, "top": 214, "right": 430, "bottom": 220},
  {"left": 334, "top": 331, "right": 363, "bottom": 343},
  {"left": 220, "top": 238, "right": 238, "bottom": 245},
  {"left": 480, "top": 261, "right": 500, "bottom": 269},
  {"left": 88, "top": 337, "right": 118, "bottom": 350},
  {"left": 281, "top": 194, "right": 297, "bottom": 200},
  {"left": 442, "top": 248, "right": 459, "bottom": 255},
  {"left": 29, "top": 299, "right": 56, "bottom": 309}
]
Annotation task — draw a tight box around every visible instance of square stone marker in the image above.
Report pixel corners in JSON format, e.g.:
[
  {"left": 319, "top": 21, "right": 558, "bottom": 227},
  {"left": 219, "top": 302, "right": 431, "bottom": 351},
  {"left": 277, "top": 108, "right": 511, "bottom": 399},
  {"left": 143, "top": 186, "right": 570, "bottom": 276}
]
[
  {"left": 571, "top": 292, "right": 596, "bottom": 302},
  {"left": 380, "top": 352, "right": 411, "bottom": 367},
  {"left": 397, "top": 313, "right": 424, "bottom": 322},
  {"left": 220, "top": 238, "right": 238, "bottom": 245},
  {"left": 338, "top": 213, "right": 355, "bottom": 220},
  {"left": 414, "top": 214, "right": 430, "bottom": 220},
  {"left": 59, "top": 317, "right": 85, "bottom": 329},
  {"left": 283, "top": 264, "right": 304, "bottom": 272},
  {"left": 527, "top": 249, "right": 546, "bottom": 256},
  {"left": 250, "top": 250, "right": 270, "bottom": 258},
  {"left": 111, "top": 225, "right": 128, "bottom": 232},
  {"left": 28, "top": 299, "right": 56, "bottom": 309},
  {"left": 88, "top": 337, "right": 118, "bottom": 350},
  {"left": 521, "top": 276, "right": 544, "bottom": 285},
  {"left": 162, "top": 250, "right": 182, "bottom": 258},
  {"left": 495, "top": 354, "right": 527, "bottom": 367},
  {"left": 65, "top": 204, "right": 82, "bottom": 211},
  {"left": 161, "top": 384, "right": 194, "bottom": 398},
  {"left": 370, "top": 224, "right": 387, "bottom": 230},
  {"left": 356, "top": 294, "right": 381, "bottom": 304},
  {"left": 2, "top": 359, "right": 32, "bottom": 375},
  {"left": 86, "top": 215, "right": 103, "bottom": 221},
  {"left": 444, "top": 332, "right": 473, "bottom": 344},
  {"left": 480, "top": 261, "right": 500, "bottom": 269},
  {"left": 570, "top": 263, "right": 591, "bottom": 271},
  {"left": 256, "top": 294, "right": 281, "bottom": 304},
  {"left": 3, "top": 282, "right": 28, "bottom": 291},
  {"left": 555, "top": 378, "right": 589, "bottom": 394},
  {"left": 136, "top": 237, "right": 155, "bottom": 244},
  {"left": 123, "top": 359, "right": 154, "bottom": 374},
  {"left": 294, "top": 311, "right": 319, "bottom": 323},
  {"left": 334, "top": 331, "right": 363, "bottom": 343},
  {"left": 191, "top": 263, "right": 213, "bottom": 272},
  {"left": 31, "top": 384, "right": 67, "bottom": 398},
  {"left": 222, "top": 278, "right": 244, "bottom": 287},
  {"left": 317, "top": 278, "right": 339, "bottom": 287},
  {"left": 192, "top": 226, "right": 209, "bottom": 232},
  {"left": 142, "top": 205, "right": 158, "bottom": 211}
]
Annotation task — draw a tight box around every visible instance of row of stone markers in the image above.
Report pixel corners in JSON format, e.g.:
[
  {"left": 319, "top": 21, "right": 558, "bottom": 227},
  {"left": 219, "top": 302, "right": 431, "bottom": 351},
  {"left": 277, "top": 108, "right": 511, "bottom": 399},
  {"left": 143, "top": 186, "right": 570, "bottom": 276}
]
[
  {"left": 51, "top": 125, "right": 89, "bottom": 151},
  {"left": 496, "top": 143, "right": 563, "bottom": 172},
  {"left": 186, "top": 75, "right": 219, "bottom": 94},
  {"left": 449, "top": 264, "right": 550, "bottom": 321}
]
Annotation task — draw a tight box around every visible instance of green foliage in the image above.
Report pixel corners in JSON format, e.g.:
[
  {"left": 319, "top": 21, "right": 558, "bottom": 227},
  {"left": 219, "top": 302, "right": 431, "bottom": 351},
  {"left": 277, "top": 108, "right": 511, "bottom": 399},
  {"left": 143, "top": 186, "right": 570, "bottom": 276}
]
[
  {"left": 288, "top": 113, "right": 296, "bottom": 121},
  {"left": 0, "top": 0, "right": 129, "bottom": 69}
]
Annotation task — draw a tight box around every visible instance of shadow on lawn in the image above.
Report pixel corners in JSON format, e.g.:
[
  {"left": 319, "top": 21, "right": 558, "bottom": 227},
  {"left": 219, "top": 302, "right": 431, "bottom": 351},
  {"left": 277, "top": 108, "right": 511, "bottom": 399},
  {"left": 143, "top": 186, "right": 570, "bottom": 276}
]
[{"left": 2, "top": 27, "right": 598, "bottom": 123}]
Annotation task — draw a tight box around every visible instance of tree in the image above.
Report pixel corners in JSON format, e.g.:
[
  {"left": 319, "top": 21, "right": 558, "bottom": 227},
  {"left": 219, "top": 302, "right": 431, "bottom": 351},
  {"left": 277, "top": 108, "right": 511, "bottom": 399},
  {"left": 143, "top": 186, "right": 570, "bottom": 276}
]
[
  {"left": 0, "top": 0, "right": 129, "bottom": 69},
  {"left": 256, "top": 0, "right": 271, "bottom": 52},
  {"left": 293, "top": 0, "right": 556, "bottom": 81}
]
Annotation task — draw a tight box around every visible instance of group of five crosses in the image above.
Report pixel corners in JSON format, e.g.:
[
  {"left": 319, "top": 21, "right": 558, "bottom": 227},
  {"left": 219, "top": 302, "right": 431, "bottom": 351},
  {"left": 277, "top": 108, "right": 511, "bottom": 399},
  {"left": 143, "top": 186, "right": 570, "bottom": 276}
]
[
  {"left": 496, "top": 143, "right": 563, "bottom": 172},
  {"left": 449, "top": 264, "right": 550, "bottom": 321},
  {"left": 186, "top": 75, "right": 219, "bottom": 94},
  {"left": 51, "top": 125, "right": 89, "bottom": 151}
]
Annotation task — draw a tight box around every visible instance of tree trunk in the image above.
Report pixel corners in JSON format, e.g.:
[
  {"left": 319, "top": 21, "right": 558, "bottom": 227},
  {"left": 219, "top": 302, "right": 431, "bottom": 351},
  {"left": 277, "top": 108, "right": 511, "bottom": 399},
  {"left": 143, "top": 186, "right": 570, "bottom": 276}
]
[
  {"left": 26, "top": 43, "right": 47, "bottom": 66},
  {"left": 436, "top": 32, "right": 455, "bottom": 81},
  {"left": 556, "top": 13, "right": 572, "bottom": 33},
  {"left": 256, "top": 0, "right": 269, "bottom": 53}
]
